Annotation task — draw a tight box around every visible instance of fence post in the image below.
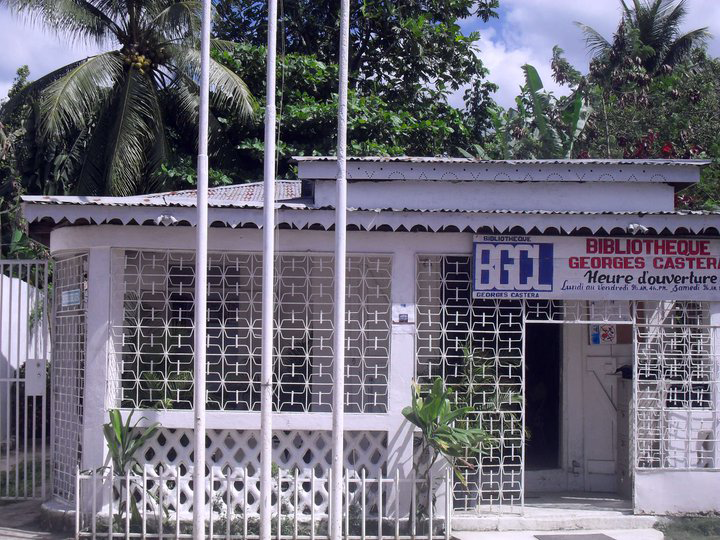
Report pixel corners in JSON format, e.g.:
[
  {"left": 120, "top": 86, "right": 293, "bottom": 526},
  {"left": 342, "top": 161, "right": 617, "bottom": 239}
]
[
  {"left": 75, "top": 466, "right": 80, "bottom": 540},
  {"left": 444, "top": 469, "right": 451, "bottom": 540}
]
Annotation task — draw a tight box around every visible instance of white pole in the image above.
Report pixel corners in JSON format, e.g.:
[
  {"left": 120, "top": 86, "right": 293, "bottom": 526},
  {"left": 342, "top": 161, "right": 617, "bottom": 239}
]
[
  {"left": 260, "top": 0, "right": 278, "bottom": 539},
  {"left": 331, "top": 0, "right": 350, "bottom": 538},
  {"left": 192, "top": 0, "right": 211, "bottom": 536}
]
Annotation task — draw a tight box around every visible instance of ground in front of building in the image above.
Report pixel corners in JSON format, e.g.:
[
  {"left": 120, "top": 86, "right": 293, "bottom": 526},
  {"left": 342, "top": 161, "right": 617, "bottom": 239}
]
[{"left": 0, "top": 500, "right": 70, "bottom": 539}]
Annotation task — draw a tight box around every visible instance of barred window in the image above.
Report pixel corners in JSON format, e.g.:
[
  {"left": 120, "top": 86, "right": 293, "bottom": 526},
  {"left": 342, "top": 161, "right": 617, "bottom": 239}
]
[
  {"left": 110, "top": 250, "right": 391, "bottom": 413},
  {"left": 635, "top": 301, "right": 718, "bottom": 469}
]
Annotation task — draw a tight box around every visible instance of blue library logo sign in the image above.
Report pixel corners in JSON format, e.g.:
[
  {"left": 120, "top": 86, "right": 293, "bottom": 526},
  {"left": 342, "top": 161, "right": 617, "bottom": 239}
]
[{"left": 473, "top": 236, "right": 553, "bottom": 298}]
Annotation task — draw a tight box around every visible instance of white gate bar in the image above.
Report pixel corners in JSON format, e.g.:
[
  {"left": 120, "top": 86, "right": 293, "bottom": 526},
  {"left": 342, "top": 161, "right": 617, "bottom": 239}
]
[
  {"left": 330, "top": 0, "right": 350, "bottom": 538},
  {"left": 260, "top": 0, "right": 279, "bottom": 538}
]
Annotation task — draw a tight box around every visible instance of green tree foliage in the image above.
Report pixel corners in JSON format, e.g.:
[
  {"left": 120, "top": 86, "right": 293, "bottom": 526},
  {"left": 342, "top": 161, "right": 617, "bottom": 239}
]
[
  {"left": 0, "top": 66, "right": 49, "bottom": 258},
  {"left": 460, "top": 56, "right": 591, "bottom": 159},
  {"left": 482, "top": 0, "right": 720, "bottom": 209},
  {"left": 213, "top": 0, "right": 499, "bottom": 109},
  {"left": 576, "top": 0, "right": 709, "bottom": 76},
  {"left": 569, "top": 0, "right": 719, "bottom": 208},
  {"left": 0, "top": 0, "right": 254, "bottom": 196},
  {"left": 210, "top": 43, "right": 482, "bottom": 180}
]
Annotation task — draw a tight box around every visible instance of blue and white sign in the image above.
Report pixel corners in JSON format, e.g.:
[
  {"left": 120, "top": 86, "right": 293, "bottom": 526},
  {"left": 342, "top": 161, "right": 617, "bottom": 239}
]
[
  {"left": 474, "top": 238, "right": 553, "bottom": 296},
  {"left": 473, "top": 235, "right": 720, "bottom": 300}
]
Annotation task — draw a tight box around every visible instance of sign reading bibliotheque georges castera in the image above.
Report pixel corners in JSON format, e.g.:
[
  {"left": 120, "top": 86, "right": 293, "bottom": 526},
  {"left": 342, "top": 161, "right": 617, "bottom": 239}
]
[{"left": 472, "top": 235, "right": 720, "bottom": 300}]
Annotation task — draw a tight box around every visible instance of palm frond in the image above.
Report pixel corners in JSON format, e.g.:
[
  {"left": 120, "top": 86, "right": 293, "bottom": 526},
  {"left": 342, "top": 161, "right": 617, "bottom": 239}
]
[
  {"left": 662, "top": 27, "right": 710, "bottom": 67},
  {"left": 0, "top": 59, "right": 86, "bottom": 119},
  {"left": 163, "top": 74, "right": 200, "bottom": 126},
  {"left": 103, "top": 70, "right": 158, "bottom": 196},
  {"left": 574, "top": 22, "right": 612, "bottom": 58},
  {"left": 74, "top": 103, "right": 115, "bottom": 195},
  {"left": 39, "top": 52, "right": 123, "bottom": 140},
  {"left": 150, "top": 0, "right": 201, "bottom": 39},
  {"left": 211, "top": 38, "right": 239, "bottom": 53},
  {"left": 163, "top": 73, "right": 233, "bottom": 153},
  {"left": 143, "top": 83, "right": 170, "bottom": 187},
  {"left": 4, "top": 0, "right": 119, "bottom": 45},
  {"left": 91, "top": 0, "right": 128, "bottom": 23},
  {"left": 172, "top": 46, "right": 255, "bottom": 119}
]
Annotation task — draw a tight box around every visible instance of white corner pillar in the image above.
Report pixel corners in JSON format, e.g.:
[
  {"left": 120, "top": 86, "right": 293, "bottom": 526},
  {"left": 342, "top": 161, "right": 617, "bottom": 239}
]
[
  {"left": 81, "top": 247, "right": 112, "bottom": 472},
  {"left": 385, "top": 243, "right": 416, "bottom": 517},
  {"left": 711, "top": 302, "right": 720, "bottom": 470}
]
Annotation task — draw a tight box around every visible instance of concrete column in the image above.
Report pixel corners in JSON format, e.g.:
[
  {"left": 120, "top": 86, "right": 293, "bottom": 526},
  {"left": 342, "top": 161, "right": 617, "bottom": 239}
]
[
  {"left": 81, "top": 247, "right": 112, "bottom": 472},
  {"left": 710, "top": 302, "right": 720, "bottom": 469},
  {"left": 385, "top": 244, "right": 416, "bottom": 517}
]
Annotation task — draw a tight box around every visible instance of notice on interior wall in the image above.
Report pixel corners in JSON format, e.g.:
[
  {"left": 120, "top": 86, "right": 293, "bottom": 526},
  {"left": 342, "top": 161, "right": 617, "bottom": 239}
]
[
  {"left": 589, "top": 324, "right": 617, "bottom": 345},
  {"left": 472, "top": 235, "right": 720, "bottom": 301}
]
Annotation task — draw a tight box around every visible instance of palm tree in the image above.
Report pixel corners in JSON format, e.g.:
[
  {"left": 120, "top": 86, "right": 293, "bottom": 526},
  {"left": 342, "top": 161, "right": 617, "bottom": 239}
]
[
  {"left": 576, "top": 0, "right": 709, "bottom": 75},
  {"left": 1, "top": 0, "right": 254, "bottom": 196}
]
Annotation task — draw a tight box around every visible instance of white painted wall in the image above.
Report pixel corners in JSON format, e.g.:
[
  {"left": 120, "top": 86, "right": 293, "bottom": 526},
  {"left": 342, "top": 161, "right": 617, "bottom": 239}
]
[
  {"left": 48, "top": 224, "right": 720, "bottom": 514},
  {"left": 297, "top": 159, "right": 702, "bottom": 185},
  {"left": 635, "top": 470, "right": 720, "bottom": 514},
  {"left": 313, "top": 180, "right": 675, "bottom": 212}
]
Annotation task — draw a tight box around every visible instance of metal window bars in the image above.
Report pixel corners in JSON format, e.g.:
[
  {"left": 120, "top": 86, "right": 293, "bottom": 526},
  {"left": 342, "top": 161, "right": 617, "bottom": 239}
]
[{"left": 109, "top": 250, "right": 391, "bottom": 413}]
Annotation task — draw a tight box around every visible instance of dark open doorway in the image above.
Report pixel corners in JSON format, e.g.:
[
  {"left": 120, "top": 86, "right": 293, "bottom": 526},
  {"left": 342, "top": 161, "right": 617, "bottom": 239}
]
[{"left": 525, "top": 323, "right": 562, "bottom": 470}]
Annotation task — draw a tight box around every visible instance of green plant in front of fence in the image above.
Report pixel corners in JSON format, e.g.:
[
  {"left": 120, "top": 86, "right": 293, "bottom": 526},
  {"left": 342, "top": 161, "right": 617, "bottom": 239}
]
[
  {"left": 403, "top": 377, "right": 492, "bottom": 520},
  {"left": 101, "top": 409, "right": 160, "bottom": 530}
]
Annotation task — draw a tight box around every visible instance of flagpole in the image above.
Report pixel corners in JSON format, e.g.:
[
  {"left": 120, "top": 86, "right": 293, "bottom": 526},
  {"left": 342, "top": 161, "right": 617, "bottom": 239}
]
[
  {"left": 330, "top": 0, "right": 350, "bottom": 538},
  {"left": 260, "top": 0, "right": 278, "bottom": 540},
  {"left": 192, "top": 0, "right": 211, "bottom": 536}
]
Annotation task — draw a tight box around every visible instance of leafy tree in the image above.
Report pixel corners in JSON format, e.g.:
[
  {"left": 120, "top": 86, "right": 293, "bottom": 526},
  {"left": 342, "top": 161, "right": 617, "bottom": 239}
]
[
  {"left": 213, "top": 0, "right": 500, "bottom": 110},
  {"left": 577, "top": 0, "right": 709, "bottom": 76},
  {"left": 1, "top": 66, "right": 49, "bottom": 258},
  {"left": 211, "top": 43, "right": 481, "bottom": 180},
  {"left": 0, "top": 0, "right": 254, "bottom": 196},
  {"left": 459, "top": 59, "right": 590, "bottom": 159},
  {"left": 550, "top": 10, "right": 720, "bottom": 209}
]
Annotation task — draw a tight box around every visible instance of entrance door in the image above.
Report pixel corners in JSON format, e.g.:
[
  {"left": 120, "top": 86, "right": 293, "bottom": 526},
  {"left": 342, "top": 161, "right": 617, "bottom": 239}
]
[
  {"left": 582, "top": 353, "right": 618, "bottom": 492},
  {"left": 525, "top": 323, "right": 561, "bottom": 471}
]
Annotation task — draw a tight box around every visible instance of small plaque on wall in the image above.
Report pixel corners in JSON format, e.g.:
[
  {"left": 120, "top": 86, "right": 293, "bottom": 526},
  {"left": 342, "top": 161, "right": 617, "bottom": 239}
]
[
  {"left": 392, "top": 303, "right": 415, "bottom": 324},
  {"left": 589, "top": 324, "right": 617, "bottom": 345}
]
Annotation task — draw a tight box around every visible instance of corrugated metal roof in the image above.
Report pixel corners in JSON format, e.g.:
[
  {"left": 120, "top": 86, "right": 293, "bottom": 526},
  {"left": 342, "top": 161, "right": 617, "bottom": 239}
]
[
  {"left": 21, "top": 190, "right": 720, "bottom": 217},
  {"left": 293, "top": 156, "right": 712, "bottom": 167},
  {"left": 21, "top": 180, "right": 304, "bottom": 208},
  {"left": 152, "top": 180, "right": 300, "bottom": 202}
]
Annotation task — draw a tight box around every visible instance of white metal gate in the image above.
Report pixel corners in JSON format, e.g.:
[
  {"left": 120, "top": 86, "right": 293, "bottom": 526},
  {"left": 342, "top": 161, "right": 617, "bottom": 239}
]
[
  {"left": 416, "top": 255, "right": 642, "bottom": 513},
  {"left": 0, "top": 259, "right": 50, "bottom": 500}
]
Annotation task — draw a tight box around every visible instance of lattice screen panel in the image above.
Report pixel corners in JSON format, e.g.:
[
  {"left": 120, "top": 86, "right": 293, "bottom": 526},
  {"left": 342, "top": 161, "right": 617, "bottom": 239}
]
[
  {"left": 634, "top": 301, "right": 719, "bottom": 469},
  {"left": 52, "top": 254, "right": 88, "bottom": 501},
  {"left": 136, "top": 428, "right": 387, "bottom": 517},
  {"left": 416, "top": 255, "right": 524, "bottom": 511},
  {"left": 110, "top": 250, "right": 391, "bottom": 413},
  {"left": 525, "top": 299, "right": 633, "bottom": 324}
]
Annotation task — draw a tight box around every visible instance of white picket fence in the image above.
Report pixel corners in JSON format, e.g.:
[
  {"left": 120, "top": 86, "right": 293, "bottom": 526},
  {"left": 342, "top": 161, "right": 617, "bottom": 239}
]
[{"left": 75, "top": 466, "right": 453, "bottom": 540}]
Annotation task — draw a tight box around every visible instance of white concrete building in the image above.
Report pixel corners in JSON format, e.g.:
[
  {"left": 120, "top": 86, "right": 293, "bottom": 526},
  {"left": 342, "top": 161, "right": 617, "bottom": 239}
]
[{"left": 20, "top": 157, "right": 720, "bottom": 524}]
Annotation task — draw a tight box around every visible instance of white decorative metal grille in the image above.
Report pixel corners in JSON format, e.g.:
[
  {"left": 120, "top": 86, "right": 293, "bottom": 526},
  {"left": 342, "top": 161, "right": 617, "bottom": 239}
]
[
  {"left": 525, "top": 299, "right": 633, "bottom": 324},
  {"left": 52, "top": 254, "right": 88, "bottom": 501},
  {"left": 634, "top": 301, "right": 719, "bottom": 469},
  {"left": 110, "top": 250, "right": 391, "bottom": 413},
  {"left": 136, "top": 428, "right": 387, "bottom": 517},
  {"left": 416, "top": 255, "right": 524, "bottom": 511}
]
